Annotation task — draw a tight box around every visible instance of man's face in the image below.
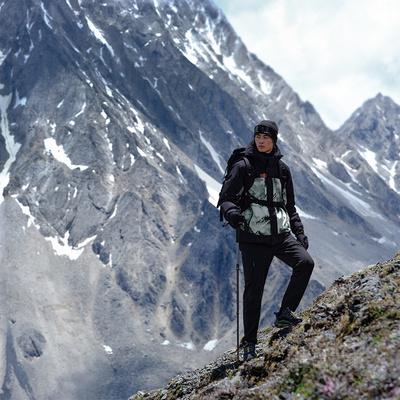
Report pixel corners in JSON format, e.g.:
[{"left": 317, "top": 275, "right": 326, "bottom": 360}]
[{"left": 255, "top": 133, "right": 274, "bottom": 153}]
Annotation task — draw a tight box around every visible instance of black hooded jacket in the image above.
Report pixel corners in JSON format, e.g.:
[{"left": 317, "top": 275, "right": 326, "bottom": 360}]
[{"left": 218, "top": 139, "right": 304, "bottom": 244}]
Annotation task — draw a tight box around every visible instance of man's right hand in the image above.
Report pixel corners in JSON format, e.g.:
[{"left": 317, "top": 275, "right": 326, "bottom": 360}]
[
  {"left": 296, "top": 233, "right": 309, "bottom": 250},
  {"left": 226, "top": 209, "right": 245, "bottom": 229}
]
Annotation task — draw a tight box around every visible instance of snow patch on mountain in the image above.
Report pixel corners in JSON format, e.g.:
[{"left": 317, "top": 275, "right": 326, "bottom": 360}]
[
  {"left": 103, "top": 345, "right": 113, "bottom": 355},
  {"left": 13, "top": 91, "right": 27, "bottom": 108},
  {"left": 312, "top": 158, "right": 328, "bottom": 170},
  {"left": 15, "top": 197, "right": 96, "bottom": 260},
  {"left": 16, "top": 198, "right": 41, "bottom": 230},
  {"left": 311, "top": 166, "right": 383, "bottom": 220},
  {"left": 40, "top": 1, "right": 53, "bottom": 29},
  {"left": 180, "top": 341, "right": 195, "bottom": 351},
  {"left": 297, "top": 207, "right": 317, "bottom": 220},
  {"left": 194, "top": 165, "right": 221, "bottom": 207},
  {"left": 203, "top": 339, "right": 218, "bottom": 351},
  {"left": 0, "top": 88, "right": 21, "bottom": 204},
  {"left": 386, "top": 160, "right": 399, "bottom": 192},
  {"left": 44, "top": 138, "right": 89, "bottom": 171},
  {"left": 0, "top": 50, "right": 8, "bottom": 66},
  {"left": 359, "top": 147, "right": 378, "bottom": 173},
  {"left": 86, "top": 16, "right": 115, "bottom": 57},
  {"left": 182, "top": 30, "right": 199, "bottom": 65},
  {"left": 199, "top": 132, "right": 224, "bottom": 174},
  {"left": 45, "top": 232, "right": 90, "bottom": 260}
]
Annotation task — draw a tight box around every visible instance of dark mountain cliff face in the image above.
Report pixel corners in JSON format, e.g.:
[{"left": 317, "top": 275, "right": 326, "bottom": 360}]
[{"left": 0, "top": 0, "right": 399, "bottom": 399}]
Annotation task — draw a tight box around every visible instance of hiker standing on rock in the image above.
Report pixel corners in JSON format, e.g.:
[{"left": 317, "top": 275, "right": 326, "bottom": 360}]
[{"left": 218, "top": 120, "right": 314, "bottom": 361}]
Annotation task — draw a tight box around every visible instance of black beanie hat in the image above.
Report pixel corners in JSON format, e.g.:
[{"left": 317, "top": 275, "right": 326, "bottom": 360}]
[{"left": 254, "top": 120, "right": 278, "bottom": 143}]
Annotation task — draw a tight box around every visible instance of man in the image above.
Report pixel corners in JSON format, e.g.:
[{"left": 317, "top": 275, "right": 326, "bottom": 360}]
[{"left": 218, "top": 120, "right": 314, "bottom": 361}]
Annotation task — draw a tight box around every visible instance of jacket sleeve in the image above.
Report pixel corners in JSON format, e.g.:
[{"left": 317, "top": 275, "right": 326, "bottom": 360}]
[
  {"left": 284, "top": 164, "right": 305, "bottom": 235},
  {"left": 217, "top": 161, "right": 247, "bottom": 218}
]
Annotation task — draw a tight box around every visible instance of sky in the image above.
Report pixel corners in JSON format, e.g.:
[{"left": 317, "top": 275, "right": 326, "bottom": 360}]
[{"left": 212, "top": 0, "right": 400, "bottom": 130}]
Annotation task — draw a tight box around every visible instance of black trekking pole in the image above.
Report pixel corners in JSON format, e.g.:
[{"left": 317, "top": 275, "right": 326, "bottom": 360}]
[{"left": 235, "top": 229, "right": 240, "bottom": 364}]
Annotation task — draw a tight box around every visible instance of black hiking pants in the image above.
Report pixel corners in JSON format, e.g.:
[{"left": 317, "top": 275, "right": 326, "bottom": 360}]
[{"left": 240, "top": 234, "right": 314, "bottom": 344}]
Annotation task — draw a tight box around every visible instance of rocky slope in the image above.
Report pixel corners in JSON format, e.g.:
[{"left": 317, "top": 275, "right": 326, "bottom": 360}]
[{"left": 130, "top": 250, "right": 400, "bottom": 399}]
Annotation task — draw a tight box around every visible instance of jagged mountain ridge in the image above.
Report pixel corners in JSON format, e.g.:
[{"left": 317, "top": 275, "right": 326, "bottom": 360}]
[
  {"left": 335, "top": 94, "right": 400, "bottom": 216},
  {"left": 0, "top": 0, "right": 399, "bottom": 399}
]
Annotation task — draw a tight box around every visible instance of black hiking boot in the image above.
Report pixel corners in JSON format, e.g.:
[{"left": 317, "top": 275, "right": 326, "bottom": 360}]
[
  {"left": 243, "top": 342, "right": 257, "bottom": 361},
  {"left": 274, "top": 308, "right": 302, "bottom": 328}
]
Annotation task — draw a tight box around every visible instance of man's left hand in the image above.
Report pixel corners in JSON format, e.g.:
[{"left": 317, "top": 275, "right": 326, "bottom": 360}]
[{"left": 296, "top": 233, "right": 309, "bottom": 250}]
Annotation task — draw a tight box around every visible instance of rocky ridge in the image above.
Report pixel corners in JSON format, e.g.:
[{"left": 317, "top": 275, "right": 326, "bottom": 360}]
[{"left": 130, "top": 250, "right": 400, "bottom": 400}]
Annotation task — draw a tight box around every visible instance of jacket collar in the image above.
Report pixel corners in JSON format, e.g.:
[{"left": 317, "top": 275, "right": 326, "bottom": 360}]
[{"left": 244, "top": 139, "right": 283, "bottom": 161}]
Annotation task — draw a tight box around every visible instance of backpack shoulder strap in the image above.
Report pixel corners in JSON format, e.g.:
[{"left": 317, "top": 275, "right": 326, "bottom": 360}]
[
  {"left": 242, "top": 156, "right": 251, "bottom": 175},
  {"left": 218, "top": 155, "right": 253, "bottom": 223},
  {"left": 242, "top": 156, "right": 255, "bottom": 191},
  {"left": 278, "top": 159, "right": 288, "bottom": 183}
]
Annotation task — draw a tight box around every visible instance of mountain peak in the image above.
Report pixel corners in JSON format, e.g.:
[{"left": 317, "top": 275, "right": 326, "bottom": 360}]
[
  {"left": 340, "top": 92, "right": 400, "bottom": 128},
  {"left": 130, "top": 251, "right": 400, "bottom": 400},
  {"left": 335, "top": 91, "right": 400, "bottom": 195}
]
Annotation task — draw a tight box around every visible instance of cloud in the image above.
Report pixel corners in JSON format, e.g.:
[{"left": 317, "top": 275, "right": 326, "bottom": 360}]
[{"left": 214, "top": 0, "right": 400, "bottom": 129}]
